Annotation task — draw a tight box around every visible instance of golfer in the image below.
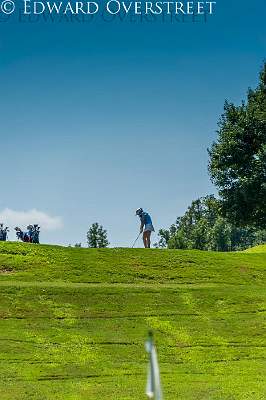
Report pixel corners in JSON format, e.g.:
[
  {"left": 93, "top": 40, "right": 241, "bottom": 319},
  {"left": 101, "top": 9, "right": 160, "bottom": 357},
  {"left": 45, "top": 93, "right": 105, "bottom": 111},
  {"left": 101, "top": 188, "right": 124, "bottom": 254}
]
[{"left": 135, "top": 208, "right": 155, "bottom": 248}]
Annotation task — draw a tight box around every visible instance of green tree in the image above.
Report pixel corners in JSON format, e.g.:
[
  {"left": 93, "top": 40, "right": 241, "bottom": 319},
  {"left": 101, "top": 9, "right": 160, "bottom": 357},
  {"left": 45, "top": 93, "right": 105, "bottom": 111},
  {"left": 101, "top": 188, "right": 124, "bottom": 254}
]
[
  {"left": 157, "top": 195, "right": 265, "bottom": 251},
  {"left": 154, "top": 225, "right": 177, "bottom": 248},
  {"left": 208, "top": 217, "right": 231, "bottom": 251},
  {"left": 87, "top": 223, "right": 109, "bottom": 248},
  {"left": 208, "top": 63, "right": 266, "bottom": 229}
]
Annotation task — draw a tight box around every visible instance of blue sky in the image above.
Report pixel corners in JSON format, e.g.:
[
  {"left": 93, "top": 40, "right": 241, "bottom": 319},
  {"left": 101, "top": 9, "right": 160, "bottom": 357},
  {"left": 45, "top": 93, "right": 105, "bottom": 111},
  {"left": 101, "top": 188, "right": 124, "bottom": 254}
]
[{"left": 0, "top": 0, "right": 265, "bottom": 246}]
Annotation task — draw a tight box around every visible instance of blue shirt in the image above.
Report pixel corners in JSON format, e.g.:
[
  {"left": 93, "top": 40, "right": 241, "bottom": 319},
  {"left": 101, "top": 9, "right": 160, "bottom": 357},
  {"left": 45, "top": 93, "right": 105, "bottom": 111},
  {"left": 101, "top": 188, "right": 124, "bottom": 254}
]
[{"left": 140, "top": 212, "right": 153, "bottom": 227}]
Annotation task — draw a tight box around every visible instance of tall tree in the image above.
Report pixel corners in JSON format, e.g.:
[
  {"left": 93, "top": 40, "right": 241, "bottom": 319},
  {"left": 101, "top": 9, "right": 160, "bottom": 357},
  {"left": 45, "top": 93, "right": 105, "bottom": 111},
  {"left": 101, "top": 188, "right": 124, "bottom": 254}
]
[
  {"left": 87, "top": 223, "right": 109, "bottom": 248},
  {"left": 208, "top": 63, "right": 266, "bottom": 229}
]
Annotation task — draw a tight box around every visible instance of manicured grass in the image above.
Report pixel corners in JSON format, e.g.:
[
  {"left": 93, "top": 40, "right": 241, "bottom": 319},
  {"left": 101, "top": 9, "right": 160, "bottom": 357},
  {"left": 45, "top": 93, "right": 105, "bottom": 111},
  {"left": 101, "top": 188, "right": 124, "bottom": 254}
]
[{"left": 0, "top": 242, "right": 265, "bottom": 399}]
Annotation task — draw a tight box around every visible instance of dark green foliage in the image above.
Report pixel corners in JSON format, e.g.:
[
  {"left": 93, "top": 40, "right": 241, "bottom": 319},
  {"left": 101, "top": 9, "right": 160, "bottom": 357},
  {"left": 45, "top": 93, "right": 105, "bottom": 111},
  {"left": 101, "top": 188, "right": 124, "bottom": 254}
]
[
  {"left": 87, "top": 222, "right": 109, "bottom": 248},
  {"left": 208, "top": 63, "right": 266, "bottom": 228},
  {"left": 156, "top": 195, "right": 266, "bottom": 251}
]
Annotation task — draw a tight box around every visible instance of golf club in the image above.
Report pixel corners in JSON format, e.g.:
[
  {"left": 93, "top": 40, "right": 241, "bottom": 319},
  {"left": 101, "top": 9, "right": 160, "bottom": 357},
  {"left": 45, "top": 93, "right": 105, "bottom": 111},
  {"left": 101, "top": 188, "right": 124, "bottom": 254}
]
[{"left": 132, "top": 232, "right": 141, "bottom": 248}]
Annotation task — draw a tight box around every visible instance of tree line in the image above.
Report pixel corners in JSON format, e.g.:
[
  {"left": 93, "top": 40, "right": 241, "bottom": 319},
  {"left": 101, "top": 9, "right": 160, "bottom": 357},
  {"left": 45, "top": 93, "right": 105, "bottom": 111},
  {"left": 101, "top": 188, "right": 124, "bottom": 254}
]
[
  {"left": 156, "top": 63, "right": 266, "bottom": 251},
  {"left": 155, "top": 195, "right": 265, "bottom": 251}
]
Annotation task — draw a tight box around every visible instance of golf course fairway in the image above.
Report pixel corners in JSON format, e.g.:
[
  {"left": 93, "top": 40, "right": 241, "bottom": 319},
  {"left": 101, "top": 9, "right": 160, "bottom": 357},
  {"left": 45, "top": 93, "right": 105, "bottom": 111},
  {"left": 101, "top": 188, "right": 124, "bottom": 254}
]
[{"left": 0, "top": 242, "right": 265, "bottom": 399}]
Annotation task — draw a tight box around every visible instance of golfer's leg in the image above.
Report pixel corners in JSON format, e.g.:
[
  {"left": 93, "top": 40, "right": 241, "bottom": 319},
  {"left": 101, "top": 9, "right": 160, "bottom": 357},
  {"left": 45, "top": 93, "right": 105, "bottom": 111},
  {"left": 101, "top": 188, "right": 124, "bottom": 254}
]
[
  {"left": 143, "top": 232, "right": 146, "bottom": 248},
  {"left": 146, "top": 231, "right": 151, "bottom": 248},
  {"left": 143, "top": 231, "right": 149, "bottom": 248}
]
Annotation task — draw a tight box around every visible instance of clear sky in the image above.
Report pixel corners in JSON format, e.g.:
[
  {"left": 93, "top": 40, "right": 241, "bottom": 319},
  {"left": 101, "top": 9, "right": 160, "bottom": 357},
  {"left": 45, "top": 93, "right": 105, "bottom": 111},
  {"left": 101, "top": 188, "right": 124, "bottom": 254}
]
[{"left": 0, "top": 0, "right": 265, "bottom": 246}]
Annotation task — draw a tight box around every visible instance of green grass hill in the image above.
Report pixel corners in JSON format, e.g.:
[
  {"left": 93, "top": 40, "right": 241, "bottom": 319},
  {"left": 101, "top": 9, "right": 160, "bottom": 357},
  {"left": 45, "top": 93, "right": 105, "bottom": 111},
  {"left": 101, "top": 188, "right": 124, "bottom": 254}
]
[{"left": 0, "top": 242, "right": 265, "bottom": 399}]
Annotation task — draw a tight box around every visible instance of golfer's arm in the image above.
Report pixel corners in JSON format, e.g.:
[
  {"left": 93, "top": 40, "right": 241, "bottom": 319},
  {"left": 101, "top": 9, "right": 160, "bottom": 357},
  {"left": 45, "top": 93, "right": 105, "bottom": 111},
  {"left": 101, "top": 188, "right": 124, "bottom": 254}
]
[{"left": 140, "top": 221, "right": 144, "bottom": 232}]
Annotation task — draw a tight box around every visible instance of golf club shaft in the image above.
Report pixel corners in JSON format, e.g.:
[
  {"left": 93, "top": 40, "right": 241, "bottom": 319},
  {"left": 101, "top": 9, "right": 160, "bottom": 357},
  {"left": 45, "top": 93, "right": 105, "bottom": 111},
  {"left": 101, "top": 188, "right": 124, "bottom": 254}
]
[{"left": 132, "top": 232, "right": 141, "bottom": 248}]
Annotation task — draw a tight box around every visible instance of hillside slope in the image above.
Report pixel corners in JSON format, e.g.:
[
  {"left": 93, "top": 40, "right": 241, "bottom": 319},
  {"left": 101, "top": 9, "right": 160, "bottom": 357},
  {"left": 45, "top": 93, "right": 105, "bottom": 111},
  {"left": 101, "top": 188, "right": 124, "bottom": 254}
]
[{"left": 0, "top": 243, "right": 265, "bottom": 399}]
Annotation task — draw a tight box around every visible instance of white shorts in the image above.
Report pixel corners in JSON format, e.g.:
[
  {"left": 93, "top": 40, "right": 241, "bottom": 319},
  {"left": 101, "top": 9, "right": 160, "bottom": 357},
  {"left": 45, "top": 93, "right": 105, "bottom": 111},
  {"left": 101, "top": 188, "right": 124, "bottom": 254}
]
[{"left": 144, "top": 224, "right": 155, "bottom": 232}]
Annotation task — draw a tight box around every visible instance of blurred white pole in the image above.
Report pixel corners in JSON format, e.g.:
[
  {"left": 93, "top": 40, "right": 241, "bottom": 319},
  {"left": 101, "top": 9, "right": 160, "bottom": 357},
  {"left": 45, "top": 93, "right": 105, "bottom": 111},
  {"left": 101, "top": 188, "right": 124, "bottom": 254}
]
[{"left": 145, "top": 331, "right": 163, "bottom": 400}]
